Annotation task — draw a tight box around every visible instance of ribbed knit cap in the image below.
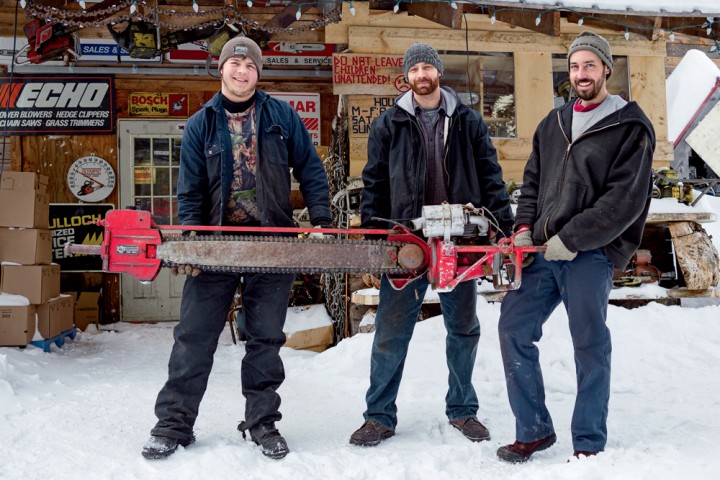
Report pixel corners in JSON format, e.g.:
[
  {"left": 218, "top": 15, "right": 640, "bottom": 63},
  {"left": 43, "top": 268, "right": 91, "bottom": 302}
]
[
  {"left": 568, "top": 31, "right": 613, "bottom": 78},
  {"left": 402, "top": 43, "right": 444, "bottom": 81}
]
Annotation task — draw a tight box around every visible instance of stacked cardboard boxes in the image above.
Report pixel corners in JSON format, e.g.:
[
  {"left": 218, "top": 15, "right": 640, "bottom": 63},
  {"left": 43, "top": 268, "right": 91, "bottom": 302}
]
[{"left": 0, "top": 172, "right": 74, "bottom": 347}]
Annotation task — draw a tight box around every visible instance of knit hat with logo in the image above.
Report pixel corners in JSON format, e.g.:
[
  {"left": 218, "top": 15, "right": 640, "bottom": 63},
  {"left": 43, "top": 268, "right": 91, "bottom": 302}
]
[
  {"left": 402, "top": 43, "right": 444, "bottom": 81},
  {"left": 568, "top": 31, "right": 613, "bottom": 78},
  {"left": 218, "top": 36, "right": 263, "bottom": 77}
]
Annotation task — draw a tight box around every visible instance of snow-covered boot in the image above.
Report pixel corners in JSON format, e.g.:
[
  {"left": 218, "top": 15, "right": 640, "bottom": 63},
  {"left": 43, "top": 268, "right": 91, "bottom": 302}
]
[
  {"left": 141, "top": 435, "right": 193, "bottom": 459},
  {"left": 238, "top": 421, "right": 290, "bottom": 459}
]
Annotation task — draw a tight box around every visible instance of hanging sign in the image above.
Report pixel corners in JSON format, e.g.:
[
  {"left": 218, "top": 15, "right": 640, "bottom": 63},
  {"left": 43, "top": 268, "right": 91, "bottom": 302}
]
[
  {"left": 67, "top": 155, "right": 116, "bottom": 202},
  {"left": 166, "top": 40, "right": 334, "bottom": 67},
  {"left": 333, "top": 53, "right": 408, "bottom": 95},
  {"left": 0, "top": 74, "right": 115, "bottom": 134},
  {"left": 348, "top": 95, "right": 396, "bottom": 139},
  {"left": 77, "top": 39, "right": 161, "bottom": 63},
  {"left": 128, "top": 92, "right": 190, "bottom": 117},
  {"left": 263, "top": 42, "right": 334, "bottom": 67}
]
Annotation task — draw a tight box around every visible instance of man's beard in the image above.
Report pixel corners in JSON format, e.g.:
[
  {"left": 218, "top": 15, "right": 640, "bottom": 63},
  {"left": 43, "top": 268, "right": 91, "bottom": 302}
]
[
  {"left": 410, "top": 76, "right": 440, "bottom": 96},
  {"left": 573, "top": 76, "right": 605, "bottom": 102}
]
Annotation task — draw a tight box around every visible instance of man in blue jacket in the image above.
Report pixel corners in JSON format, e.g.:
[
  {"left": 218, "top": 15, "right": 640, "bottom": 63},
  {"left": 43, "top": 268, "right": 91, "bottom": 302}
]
[
  {"left": 496, "top": 31, "right": 655, "bottom": 463},
  {"left": 142, "top": 36, "right": 331, "bottom": 461},
  {"left": 349, "top": 43, "right": 514, "bottom": 447}
]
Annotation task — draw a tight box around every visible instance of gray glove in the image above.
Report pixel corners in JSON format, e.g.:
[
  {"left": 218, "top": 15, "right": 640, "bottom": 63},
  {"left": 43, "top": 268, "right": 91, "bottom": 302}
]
[
  {"left": 171, "top": 264, "right": 202, "bottom": 277},
  {"left": 543, "top": 234, "right": 577, "bottom": 261},
  {"left": 512, "top": 230, "right": 535, "bottom": 267},
  {"left": 170, "top": 231, "right": 202, "bottom": 276}
]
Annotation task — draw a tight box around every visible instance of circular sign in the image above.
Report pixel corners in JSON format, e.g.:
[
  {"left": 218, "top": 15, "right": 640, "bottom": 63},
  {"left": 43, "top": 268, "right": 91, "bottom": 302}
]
[{"left": 67, "top": 155, "right": 116, "bottom": 202}]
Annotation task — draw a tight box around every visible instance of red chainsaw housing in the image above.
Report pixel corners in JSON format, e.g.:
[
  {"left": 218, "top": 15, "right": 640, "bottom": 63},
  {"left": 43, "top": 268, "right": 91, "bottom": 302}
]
[{"left": 95, "top": 209, "right": 163, "bottom": 282}]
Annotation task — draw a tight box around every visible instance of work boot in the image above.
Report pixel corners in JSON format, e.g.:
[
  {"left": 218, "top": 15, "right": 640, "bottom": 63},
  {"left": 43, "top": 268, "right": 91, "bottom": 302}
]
[
  {"left": 497, "top": 433, "right": 557, "bottom": 463},
  {"left": 141, "top": 435, "right": 193, "bottom": 460},
  {"left": 449, "top": 417, "right": 491, "bottom": 442},
  {"left": 239, "top": 421, "right": 289, "bottom": 459},
  {"left": 573, "top": 450, "right": 598, "bottom": 459},
  {"left": 349, "top": 420, "right": 395, "bottom": 447}
]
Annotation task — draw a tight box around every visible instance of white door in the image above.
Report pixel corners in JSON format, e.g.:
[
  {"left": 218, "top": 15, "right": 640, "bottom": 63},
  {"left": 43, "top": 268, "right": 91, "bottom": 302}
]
[{"left": 119, "top": 119, "right": 185, "bottom": 322}]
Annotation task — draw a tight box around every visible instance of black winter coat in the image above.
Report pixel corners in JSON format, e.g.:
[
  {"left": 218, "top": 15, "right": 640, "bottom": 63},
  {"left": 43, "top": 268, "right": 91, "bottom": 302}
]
[
  {"left": 361, "top": 87, "right": 514, "bottom": 236},
  {"left": 514, "top": 98, "right": 655, "bottom": 270}
]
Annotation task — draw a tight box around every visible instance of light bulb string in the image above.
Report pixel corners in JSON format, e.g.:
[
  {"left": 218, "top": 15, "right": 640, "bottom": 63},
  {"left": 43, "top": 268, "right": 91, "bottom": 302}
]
[{"left": 17, "top": 1, "right": 719, "bottom": 43}]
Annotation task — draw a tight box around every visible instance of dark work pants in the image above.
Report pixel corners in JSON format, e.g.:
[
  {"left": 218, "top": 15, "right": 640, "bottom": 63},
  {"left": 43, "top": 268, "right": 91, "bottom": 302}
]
[
  {"left": 151, "top": 270, "right": 295, "bottom": 443},
  {"left": 498, "top": 249, "right": 613, "bottom": 452},
  {"left": 364, "top": 274, "right": 480, "bottom": 429}
]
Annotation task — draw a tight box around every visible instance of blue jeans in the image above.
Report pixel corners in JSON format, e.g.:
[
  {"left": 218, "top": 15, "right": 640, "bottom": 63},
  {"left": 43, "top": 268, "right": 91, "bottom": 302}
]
[
  {"left": 151, "top": 271, "right": 295, "bottom": 443},
  {"left": 498, "top": 249, "right": 613, "bottom": 452},
  {"left": 363, "top": 274, "right": 480, "bottom": 429}
]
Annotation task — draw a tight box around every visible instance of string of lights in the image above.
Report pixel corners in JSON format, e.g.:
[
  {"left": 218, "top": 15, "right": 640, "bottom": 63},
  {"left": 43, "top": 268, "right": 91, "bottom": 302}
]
[
  {"left": 482, "top": 4, "right": 718, "bottom": 51},
  {"left": 17, "top": 0, "right": 720, "bottom": 51}
]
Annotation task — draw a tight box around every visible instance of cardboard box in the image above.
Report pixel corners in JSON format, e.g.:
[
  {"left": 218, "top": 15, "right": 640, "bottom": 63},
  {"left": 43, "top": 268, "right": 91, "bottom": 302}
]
[
  {"left": 0, "top": 264, "right": 61, "bottom": 304},
  {"left": 0, "top": 228, "right": 53, "bottom": 265},
  {"left": 284, "top": 324, "right": 334, "bottom": 353},
  {"left": 36, "top": 295, "right": 74, "bottom": 339},
  {"left": 0, "top": 305, "right": 36, "bottom": 346},
  {"left": 74, "top": 291, "right": 101, "bottom": 331},
  {"left": 0, "top": 172, "right": 50, "bottom": 228}
]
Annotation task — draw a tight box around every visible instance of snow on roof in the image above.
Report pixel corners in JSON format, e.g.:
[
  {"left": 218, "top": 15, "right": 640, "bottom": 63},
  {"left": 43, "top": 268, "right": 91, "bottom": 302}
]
[
  {"left": 666, "top": 49, "right": 720, "bottom": 143},
  {"left": 492, "top": 1, "right": 720, "bottom": 15}
]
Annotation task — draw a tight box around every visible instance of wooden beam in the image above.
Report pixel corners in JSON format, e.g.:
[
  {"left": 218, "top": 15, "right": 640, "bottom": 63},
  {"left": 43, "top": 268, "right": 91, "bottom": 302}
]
[
  {"left": 630, "top": 55, "right": 668, "bottom": 140},
  {"left": 514, "top": 52, "right": 553, "bottom": 138},
  {"left": 406, "top": 1, "right": 463, "bottom": 30},
  {"left": 346, "top": 26, "right": 668, "bottom": 57},
  {"left": 495, "top": 9, "right": 561, "bottom": 36}
]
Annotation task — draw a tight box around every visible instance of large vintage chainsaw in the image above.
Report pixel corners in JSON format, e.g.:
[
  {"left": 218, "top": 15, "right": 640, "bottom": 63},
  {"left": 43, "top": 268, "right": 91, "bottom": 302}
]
[{"left": 65, "top": 204, "right": 544, "bottom": 291}]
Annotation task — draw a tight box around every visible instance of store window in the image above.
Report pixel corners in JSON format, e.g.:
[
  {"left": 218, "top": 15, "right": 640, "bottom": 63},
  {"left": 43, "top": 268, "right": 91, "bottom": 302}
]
[
  {"left": 132, "top": 136, "right": 181, "bottom": 224},
  {"left": 552, "top": 54, "right": 630, "bottom": 107},
  {"left": 439, "top": 51, "right": 516, "bottom": 138}
]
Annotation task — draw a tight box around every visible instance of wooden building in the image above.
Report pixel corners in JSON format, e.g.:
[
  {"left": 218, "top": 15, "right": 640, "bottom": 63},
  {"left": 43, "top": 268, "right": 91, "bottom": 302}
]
[{"left": 1, "top": 0, "right": 718, "bottom": 324}]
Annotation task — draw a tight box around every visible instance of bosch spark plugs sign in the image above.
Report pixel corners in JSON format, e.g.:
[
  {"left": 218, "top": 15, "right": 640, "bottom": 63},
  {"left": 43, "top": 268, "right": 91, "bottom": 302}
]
[
  {"left": 0, "top": 74, "right": 115, "bottom": 135},
  {"left": 129, "top": 92, "right": 190, "bottom": 117}
]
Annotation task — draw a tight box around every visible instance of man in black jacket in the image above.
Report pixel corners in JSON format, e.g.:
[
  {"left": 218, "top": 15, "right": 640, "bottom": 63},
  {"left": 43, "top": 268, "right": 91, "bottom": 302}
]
[
  {"left": 349, "top": 43, "right": 514, "bottom": 447},
  {"left": 496, "top": 31, "right": 655, "bottom": 463},
  {"left": 141, "top": 37, "right": 331, "bottom": 461}
]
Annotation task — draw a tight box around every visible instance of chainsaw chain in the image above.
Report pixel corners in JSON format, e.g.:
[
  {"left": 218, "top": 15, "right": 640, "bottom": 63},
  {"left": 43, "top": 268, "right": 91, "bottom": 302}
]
[{"left": 159, "top": 234, "right": 411, "bottom": 275}]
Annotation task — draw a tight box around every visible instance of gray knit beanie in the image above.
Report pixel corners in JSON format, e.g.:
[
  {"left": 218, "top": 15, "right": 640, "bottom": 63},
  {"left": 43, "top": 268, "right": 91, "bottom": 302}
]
[
  {"left": 218, "top": 36, "right": 263, "bottom": 77},
  {"left": 402, "top": 43, "right": 444, "bottom": 81},
  {"left": 567, "top": 31, "right": 613, "bottom": 78}
]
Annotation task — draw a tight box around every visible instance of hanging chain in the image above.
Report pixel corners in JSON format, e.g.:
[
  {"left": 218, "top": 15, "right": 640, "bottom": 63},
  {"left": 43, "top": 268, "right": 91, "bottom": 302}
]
[
  {"left": 323, "top": 95, "right": 352, "bottom": 345},
  {"left": 23, "top": 0, "right": 343, "bottom": 33}
]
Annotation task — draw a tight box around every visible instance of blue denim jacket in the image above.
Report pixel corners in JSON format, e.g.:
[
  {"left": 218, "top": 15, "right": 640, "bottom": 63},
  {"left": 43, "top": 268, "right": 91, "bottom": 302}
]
[{"left": 177, "top": 90, "right": 330, "bottom": 228}]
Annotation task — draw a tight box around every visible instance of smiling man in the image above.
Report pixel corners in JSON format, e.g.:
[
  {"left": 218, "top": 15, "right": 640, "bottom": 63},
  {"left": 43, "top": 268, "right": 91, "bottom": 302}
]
[
  {"left": 496, "top": 31, "right": 655, "bottom": 463},
  {"left": 141, "top": 36, "right": 330, "bottom": 461},
  {"left": 350, "top": 43, "right": 514, "bottom": 447}
]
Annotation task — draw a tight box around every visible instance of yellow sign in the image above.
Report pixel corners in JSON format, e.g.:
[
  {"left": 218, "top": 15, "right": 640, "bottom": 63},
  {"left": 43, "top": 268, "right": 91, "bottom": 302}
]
[{"left": 129, "top": 92, "right": 190, "bottom": 117}]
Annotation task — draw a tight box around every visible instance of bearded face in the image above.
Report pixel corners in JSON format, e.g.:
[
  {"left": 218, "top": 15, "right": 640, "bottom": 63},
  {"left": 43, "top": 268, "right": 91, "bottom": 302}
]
[
  {"left": 407, "top": 62, "right": 441, "bottom": 96},
  {"left": 569, "top": 50, "right": 610, "bottom": 104}
]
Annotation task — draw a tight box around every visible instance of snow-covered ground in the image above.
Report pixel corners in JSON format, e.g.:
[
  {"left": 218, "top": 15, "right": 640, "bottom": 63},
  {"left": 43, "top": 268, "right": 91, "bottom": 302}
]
[{"left": 2, "top": 194, "right": 720, "bottom": 480}]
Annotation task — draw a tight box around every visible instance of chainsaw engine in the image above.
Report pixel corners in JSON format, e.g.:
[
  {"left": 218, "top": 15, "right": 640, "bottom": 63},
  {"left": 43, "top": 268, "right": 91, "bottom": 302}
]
[
  {"left": 16, "top": 19, "right": 78, "bottom": 65},
  {"left": 410, "top": 204, "right": 490, "bottom": 240}
]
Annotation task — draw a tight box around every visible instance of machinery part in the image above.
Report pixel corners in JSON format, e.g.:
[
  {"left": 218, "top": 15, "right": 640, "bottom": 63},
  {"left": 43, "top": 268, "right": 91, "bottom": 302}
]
[
  {"left": 410, "top": 204, "right": 489, "bottom": 240},
  {"left": 15, "top": 20, "right": 79, "bottom": 65},
  {"left": 633, "top": 249, "right": 661, "bottom": 283},
  {"left": 65, "top": 207, "right": 545, "bottom": 292}
]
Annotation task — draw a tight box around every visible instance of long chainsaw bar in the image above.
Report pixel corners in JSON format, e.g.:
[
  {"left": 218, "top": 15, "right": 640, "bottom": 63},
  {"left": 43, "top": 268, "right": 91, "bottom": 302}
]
[{"left": 158, "top": 235, "right": 413, "bottom": 275}]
